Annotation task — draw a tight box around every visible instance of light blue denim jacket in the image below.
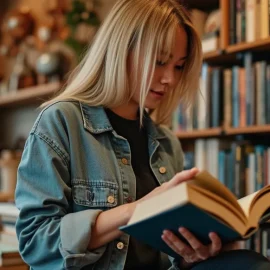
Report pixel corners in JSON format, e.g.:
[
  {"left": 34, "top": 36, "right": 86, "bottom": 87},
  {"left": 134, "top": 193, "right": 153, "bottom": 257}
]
[{"left": 15, "top": 101, "right": 184, "bottom": 270}]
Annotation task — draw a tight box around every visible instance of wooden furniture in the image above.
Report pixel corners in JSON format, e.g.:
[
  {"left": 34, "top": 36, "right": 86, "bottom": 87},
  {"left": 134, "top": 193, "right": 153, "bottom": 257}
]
[{"left": 0, "top": 265, "right": 28, "bottom": 270}]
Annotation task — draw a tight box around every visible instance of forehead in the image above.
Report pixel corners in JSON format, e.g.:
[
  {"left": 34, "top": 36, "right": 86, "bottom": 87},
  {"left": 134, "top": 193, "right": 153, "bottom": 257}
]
[
  {"left": 158, "top": 26, "right": 188, "bottom": 60},
  {"left": 172, "top": 26, "right": 188, "bottom": 59}
]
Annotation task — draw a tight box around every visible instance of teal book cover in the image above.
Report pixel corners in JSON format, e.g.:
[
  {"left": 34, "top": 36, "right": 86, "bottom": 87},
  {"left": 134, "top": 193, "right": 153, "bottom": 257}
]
[{"left": 120, "top": 203, "right": 240, "bottom": 259}]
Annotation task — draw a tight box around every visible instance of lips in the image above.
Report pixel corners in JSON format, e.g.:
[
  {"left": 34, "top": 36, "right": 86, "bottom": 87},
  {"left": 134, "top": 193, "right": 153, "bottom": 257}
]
[{"left": 150, "top": 89, "right": 165, "bottom": 96}]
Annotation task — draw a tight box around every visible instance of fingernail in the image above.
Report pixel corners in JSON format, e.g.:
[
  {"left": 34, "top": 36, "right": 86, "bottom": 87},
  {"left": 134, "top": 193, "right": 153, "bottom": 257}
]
[{"left": 179, "top": 227, "right": 185, "bottom": 233}]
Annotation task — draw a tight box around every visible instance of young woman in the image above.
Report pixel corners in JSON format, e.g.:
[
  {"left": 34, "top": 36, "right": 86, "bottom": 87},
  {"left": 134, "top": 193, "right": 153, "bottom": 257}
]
[{"left": 15, "top": 0, "right": 270, "bottom": 269}]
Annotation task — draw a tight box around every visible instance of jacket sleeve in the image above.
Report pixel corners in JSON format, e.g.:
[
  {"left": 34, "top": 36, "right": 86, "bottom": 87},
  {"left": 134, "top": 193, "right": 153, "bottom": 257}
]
[{"left": 15, "top": 132, "right": 106, "bottom": 270}]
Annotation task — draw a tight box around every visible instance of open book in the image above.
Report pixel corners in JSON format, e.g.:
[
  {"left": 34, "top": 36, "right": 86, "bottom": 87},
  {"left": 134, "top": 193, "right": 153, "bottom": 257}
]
[{"left": 120, "top": 170, "right": 270, "bottom": 258}]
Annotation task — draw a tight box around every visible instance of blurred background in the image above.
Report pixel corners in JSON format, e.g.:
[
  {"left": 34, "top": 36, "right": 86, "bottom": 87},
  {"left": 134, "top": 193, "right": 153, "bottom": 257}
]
[{"left": 1, "top": 0, "right": 270, "bottom": 268}]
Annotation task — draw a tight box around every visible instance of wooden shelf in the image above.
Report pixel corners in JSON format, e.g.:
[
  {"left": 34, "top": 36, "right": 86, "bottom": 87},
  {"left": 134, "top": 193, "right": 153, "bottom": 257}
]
[
  {"left": 226, "top": 37, "right": 270, "bottom": 54},
  {"left": 203, "top": 50, "right": 222, "bottom": 61},
  {"left": 175, "top": 127, "right": 223, "bottom": 139},
  {"left": 225, "top": 125, "right": 270, "bottom": 135},
  {"left": 202, "top": 50, "right": 239, "bottom": 65},
  {"left": 183, "top": 0, "right": 219, "bottom": 10},
  {"left": 0, "top": 82, "right": 61, "bottom": 108},
  {"left": 175, "top": 125, "right": 270, "bottom": 139},
  {"left": 0, "top": 192, "right": 14, "bottom": 202},
  {"left": 202, "top": 38, "right": 270, "bottom": 64},
  {"left": 0, "top": 265, "right": 29, "bottom": 270}
]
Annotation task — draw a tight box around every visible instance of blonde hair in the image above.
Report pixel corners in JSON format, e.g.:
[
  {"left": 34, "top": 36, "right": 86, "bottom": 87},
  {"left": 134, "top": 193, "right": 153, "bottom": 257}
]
[{"left": 42, "top": 0, "right": 202, "bottom": 125}]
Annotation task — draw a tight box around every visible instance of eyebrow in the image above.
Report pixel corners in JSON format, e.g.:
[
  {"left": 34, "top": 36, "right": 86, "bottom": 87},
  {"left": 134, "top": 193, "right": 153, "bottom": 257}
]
[
  {"left": 167, "top": 53, "right": 188, "bottom": 61},
  {"left": 178, "top": 56, "right": 187, "bottom": 61},
  {"left": 160, "top": 52, "right": 187, "bottom": 61}
]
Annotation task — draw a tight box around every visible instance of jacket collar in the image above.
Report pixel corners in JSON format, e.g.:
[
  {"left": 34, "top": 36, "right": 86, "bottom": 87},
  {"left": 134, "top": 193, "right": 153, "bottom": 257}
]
[{"left": 79, "top": 102, "right": 166, "bottom": 140}]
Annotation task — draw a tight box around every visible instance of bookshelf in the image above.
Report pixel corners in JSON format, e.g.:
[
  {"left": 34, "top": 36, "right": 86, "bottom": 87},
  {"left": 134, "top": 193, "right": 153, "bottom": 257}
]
[
  {"left": 177, "top": 0, "right": 270, "bottom": 255},
  {"left": 176, "top": 125, "right": 270, "bottom": 139},
  {"left": 0, "top": 266, "right": 28, "bottom": 270},
  {"left": 177, "top": 0, "right": 270, "bottom": 139},
  {"left": 0, "top": 193, "right": 14, "bottom": 203},
  {"left": 225, "top": 125, "right": 270, "bottom": 135},
  {"left": 226, "top": 37, "right": 270, "bottom": 54},
  {"left": 0, "top": 82, "right": 61, "bottom": 108},
  {"left": 175, "top": 127, "right": 223, "bottom": 139},
  {"left": 203, "top": 38, "right": 270, "bottom": 64}
]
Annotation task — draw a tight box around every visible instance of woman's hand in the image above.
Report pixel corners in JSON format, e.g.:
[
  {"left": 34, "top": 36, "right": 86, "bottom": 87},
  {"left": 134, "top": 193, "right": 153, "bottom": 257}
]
[
  {"left": 162, "top": 228, "right": 239, "bottom": 268},
  {"left": 137, "top": 168, "right": 199, "bottom": 204}
]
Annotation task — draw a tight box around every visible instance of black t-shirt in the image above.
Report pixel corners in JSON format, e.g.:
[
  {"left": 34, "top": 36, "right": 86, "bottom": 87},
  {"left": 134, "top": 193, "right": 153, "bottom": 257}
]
[{"left": 106, "top": 109, "right": 169, "bottom": 270}]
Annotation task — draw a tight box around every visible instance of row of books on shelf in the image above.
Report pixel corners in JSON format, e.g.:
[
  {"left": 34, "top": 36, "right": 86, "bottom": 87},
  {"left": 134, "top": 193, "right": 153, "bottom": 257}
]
[
  {"left": 172, "top": 52, "right": 270, "bottom": 131},
  {"left": 190, "top": 1, "right": 270, "bottom": 55},
  {"left": 183, "top": 139, "right": 270, "bottom": 199},
  {"left": 229, "top": 0, "right": 270, "bottom": 45}
]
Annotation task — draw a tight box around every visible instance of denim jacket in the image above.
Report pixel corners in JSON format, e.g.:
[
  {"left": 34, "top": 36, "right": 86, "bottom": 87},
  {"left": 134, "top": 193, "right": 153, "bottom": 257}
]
[{"left": 15, "top": 101, "right": 184, "bottom": 270}]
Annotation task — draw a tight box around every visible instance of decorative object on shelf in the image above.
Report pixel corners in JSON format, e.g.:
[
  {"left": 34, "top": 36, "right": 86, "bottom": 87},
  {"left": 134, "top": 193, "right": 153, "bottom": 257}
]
[
  {"left": 0, "top": 75, "right": 8, "bottom": 96},
  {"left": 201, "top": 9, "right": 221, "bottom": 54},
  {"left": 0, "top": 149, "right": 22, "bottom": 195},
  {"left": 31, "top": 0, "right": 77, "bottom": 84},
  {"left": 36, "top": 52, "right": 62, "bottom": 83},
  {"left": 65, "top": 0, "right": 101, "bottom": 58},
  {"left": 0, "top": 7, "right": 34, "bottom": 57},
  {"left": 46, "top": 0, "right": 70, "bottom": 41},
  {"left": 9, "top": 50, "right": 36, "bottom": 92}
]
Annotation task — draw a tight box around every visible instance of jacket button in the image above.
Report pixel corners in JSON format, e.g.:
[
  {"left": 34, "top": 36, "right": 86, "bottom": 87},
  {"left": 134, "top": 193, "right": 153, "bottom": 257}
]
[
  {"left": 121, "top": 158, "right": 128, "bottom": 165},
  {"left": 117, "top": 242, "right": 124, "bottom": 250},
  {"left": 107, "top": 196, "right": 115, "bottom": 204},
  {"left": 159, "top": 167, "right": 167, "bottom": 174}
]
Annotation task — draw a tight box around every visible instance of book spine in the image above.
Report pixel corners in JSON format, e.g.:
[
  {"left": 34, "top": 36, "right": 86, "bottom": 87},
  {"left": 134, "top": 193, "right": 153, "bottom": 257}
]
[
  {"left": 244, "top": 52, "right": 254, "bottom": 125},
  {"left": 211, "top": 69, "right": 221, "bottom": 127},
  {"left": 229, "top": 0, "right": 237, "bottom": 44},
  {"left": 232, "top": 66, "right": 240, "bottom": 127}
]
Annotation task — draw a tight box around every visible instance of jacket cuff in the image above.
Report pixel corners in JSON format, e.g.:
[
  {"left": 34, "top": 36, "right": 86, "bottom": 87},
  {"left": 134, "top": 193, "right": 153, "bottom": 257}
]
[{"left": 60, "top": 209, "right": 106, "bottom": 269}]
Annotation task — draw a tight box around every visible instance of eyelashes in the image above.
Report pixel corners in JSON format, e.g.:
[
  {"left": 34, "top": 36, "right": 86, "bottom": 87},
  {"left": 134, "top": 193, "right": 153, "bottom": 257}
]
[
  {"left": 156, "top": 60, "right": 185, "bottom": 70},
  {"left": 175, "top": 65, "right": 185, "bottom": 70},
  {"left": 156, "top": 60, "right": 166, "bottom": 66}
]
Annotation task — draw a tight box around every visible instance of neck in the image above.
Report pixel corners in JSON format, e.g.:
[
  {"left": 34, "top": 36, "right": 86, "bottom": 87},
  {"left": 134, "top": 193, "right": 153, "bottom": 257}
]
[{"left": 110, "top": 103, "right": 139, "bottom": 120}]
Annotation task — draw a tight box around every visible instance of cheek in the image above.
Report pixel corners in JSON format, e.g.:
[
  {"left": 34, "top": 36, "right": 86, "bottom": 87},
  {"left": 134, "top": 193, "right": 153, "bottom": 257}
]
[
  {"left": 149, "top": 70, "right": 161, "bottom": 86},
  {"left": 175, "top": 71, "right": 183, "bottom": 85},
  {"left": 132, "top": 87, "right": 141, "bottom": 102}
]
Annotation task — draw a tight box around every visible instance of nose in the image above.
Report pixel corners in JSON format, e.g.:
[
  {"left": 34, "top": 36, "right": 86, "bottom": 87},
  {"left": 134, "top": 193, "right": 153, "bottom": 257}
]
[{"left": 160, "top": 67, "right": 176, "bottom": 87}]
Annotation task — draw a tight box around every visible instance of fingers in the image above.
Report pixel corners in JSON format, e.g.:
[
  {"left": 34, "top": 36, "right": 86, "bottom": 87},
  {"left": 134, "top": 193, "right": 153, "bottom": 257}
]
[
  {"left": 209, "top": 232, "right": 222, "bottom": 256},
  {"left": 162, "top": 228, "right": 223, "bottom": 265},
  {"left": 167, "top": 168, "right": 199, "bottom": 188},
  {"left": 162, "top": 230, "right": 198, "bottom": 263},
  {"left": 179, "top": 227, "right": 210, "bottom": 260}
]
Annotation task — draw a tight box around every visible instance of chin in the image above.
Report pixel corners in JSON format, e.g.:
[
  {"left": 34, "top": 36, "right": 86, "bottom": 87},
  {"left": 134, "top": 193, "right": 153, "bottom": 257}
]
[
  {"left": 144, "top": 102, "right": 160, "bottom": 110},
  {"left": 144, "top": 98, "right": 162, "bottom": 109}
]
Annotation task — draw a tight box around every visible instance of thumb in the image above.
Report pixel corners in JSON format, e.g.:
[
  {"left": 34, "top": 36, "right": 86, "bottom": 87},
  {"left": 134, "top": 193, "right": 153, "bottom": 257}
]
[{"left": 167, "top": 168, "right": 199, "bottom": 188}]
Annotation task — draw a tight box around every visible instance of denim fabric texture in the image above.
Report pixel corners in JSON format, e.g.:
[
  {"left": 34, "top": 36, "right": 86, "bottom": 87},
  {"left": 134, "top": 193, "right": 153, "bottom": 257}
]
[{"left": 15, "top": 101, "right": 184, "bottom": 270}]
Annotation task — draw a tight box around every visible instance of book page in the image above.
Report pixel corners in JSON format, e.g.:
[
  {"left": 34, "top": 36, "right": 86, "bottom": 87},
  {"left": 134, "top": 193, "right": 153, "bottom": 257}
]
[
  {"left": 238, "top": 185, "right": 270, "bottom": 219},
  {"left": 190, "top": 185, "right": 247, "bottom": 224},
  {"left": 190, "top": 171, "right": 245, "bottom": 216},
  {"left": 237, "top": 191, "right": 259, "bottom": 217}
]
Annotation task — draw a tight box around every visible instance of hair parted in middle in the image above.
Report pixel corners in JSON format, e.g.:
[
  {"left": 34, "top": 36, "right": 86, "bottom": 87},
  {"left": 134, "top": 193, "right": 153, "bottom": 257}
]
[{"left": 42, "top": 0, "right": 202, "bottom": 125}]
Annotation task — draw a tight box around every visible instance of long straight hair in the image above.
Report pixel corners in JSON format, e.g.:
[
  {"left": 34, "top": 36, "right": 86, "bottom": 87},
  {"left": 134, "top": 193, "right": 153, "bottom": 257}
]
[{"left": 42, "top": 0, "right": 202, "bottom": 125}]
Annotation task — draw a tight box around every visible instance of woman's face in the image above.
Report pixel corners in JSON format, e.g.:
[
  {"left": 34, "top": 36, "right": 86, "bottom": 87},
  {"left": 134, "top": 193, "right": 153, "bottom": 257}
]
[{"left": 130, "top": 26, "right": 188, "bottom": 110}]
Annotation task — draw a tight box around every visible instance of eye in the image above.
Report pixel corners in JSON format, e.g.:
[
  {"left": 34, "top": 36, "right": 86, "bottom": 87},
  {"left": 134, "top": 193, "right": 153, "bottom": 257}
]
[
  {"left": 175, "top": 64, "right": 185, "bottom": 70},
  {"left": 156, "top": 60, "right": 166, "bottom": 66}
]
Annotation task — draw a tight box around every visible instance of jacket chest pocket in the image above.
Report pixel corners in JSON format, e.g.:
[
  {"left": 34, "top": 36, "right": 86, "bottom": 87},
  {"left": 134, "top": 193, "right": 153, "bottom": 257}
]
[{"left": 72, "top": 179, "right": 118, "bottom": 209}]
